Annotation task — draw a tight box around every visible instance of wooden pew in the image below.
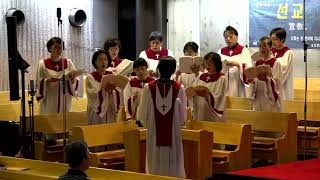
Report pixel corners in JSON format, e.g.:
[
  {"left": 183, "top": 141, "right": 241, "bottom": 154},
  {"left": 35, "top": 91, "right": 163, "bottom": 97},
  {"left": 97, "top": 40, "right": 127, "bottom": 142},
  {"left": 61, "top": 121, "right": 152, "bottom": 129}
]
[
  {"left": 187, "top": 120, "right": 252, "bottom": 172},
  {"left": 226, "top": 96, "right": 320, "bottom": 157},
  {"left": 0, "top": 97, "right": 85, "bottom": 122},
  {"left": 226, "top": 109, "right": 298, "bottom": 164},
  {"left": 0, "top": 156, "right": 183, "bottom": 180},
  {"left": 124, "top": 129, "right": 212, "bottom": 180},
  {"left": 71, "top": 121, "right": 138, "bottom": 169},
  {"left": 27, "top": 112, "right": 88, "bottom": 162}
]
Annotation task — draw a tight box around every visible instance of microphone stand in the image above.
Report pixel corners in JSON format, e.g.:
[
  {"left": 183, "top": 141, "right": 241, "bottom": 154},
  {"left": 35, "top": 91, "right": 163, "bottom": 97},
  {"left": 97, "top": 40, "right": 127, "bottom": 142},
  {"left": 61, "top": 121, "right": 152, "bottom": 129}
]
[
  {"left": 302, "top": 0, "right": 309, "bottom": 160},
  {"left": 57, "top": 9, "right": 67, "bottom": 146},
  {"left": 27, "top": 80, "right": 36, "bottom": 159}
]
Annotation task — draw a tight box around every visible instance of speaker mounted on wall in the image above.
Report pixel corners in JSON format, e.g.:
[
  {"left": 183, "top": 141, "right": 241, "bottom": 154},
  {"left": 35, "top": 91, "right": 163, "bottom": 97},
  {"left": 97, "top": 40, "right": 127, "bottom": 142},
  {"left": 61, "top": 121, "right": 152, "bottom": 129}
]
[
  {"left": 68, "top": 8, "right": 87, "bottom": 27},
  {"left": 5, "top": 8, "right": 25, "bottom": 26}
]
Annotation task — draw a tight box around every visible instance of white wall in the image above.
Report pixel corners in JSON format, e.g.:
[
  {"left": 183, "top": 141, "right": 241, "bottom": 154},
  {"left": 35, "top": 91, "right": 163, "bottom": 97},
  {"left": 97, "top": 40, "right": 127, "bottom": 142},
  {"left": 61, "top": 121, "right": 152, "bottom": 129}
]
[
  {"left": 167, "top": 0, "right": 320, "bottom": 77},
  {"left": 0, "top": 0, "right": 118, "bottom": 93}
]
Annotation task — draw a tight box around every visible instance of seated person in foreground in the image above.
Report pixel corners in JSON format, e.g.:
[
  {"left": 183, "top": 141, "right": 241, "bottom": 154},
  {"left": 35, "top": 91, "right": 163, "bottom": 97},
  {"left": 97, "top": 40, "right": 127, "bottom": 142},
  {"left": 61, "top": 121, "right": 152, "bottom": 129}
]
[{"left": 58, "top": 141, "right": 90, "bottom": 180}]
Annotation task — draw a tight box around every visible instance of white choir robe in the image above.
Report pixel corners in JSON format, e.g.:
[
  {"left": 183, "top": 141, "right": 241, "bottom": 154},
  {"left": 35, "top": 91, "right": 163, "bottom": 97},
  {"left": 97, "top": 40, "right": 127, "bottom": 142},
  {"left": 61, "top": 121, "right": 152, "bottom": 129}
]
[
  {"left": 251, "top": 77, "right": 281, "bottom": 112},
  {"left": 139, "top": 47, "right": 174, "bottom": 72},
  {"left": 36, "top": 58, "right": 79, "bottom": 114},
  {"left": 123, "top": 76, "right": 155, "bottom": 119},
  {"left": 137, "top": 80, "right": 186, "bottom": 178},
  {"left": 86, "top": 71, "right": 124, "bottom": 125},
  {"left": 218, "top": 44, "right": 252, "bottom": 97},
  {"left": 255, "top": 57, "right": 284, "bottom": 101},
  {"left": 272, "top": 47, "right": 294, "bottom": 100},
  {"left": 178, "top": 73, "right": 197, "bottom": 88},
  {"left": 191, "top": 73, "right": 227, "bottom": 122}
]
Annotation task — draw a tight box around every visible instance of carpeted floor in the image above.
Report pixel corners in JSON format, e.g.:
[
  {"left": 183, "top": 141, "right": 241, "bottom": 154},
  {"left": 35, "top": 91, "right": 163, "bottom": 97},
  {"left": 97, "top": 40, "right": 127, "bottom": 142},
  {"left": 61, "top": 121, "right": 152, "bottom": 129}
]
[{"left": 230, "top": 159, "right": 320, "bottom": 180}]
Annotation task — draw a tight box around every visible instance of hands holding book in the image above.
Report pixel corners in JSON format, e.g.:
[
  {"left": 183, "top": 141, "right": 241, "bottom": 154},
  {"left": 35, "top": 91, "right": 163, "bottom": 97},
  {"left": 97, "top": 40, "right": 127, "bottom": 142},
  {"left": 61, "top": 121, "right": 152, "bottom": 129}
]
[
  {"left": 101, "top": 74, "right": 129, "bottom": 91},
  {"left": 185, "top": 85, "right": 210, "bottom": 98}
]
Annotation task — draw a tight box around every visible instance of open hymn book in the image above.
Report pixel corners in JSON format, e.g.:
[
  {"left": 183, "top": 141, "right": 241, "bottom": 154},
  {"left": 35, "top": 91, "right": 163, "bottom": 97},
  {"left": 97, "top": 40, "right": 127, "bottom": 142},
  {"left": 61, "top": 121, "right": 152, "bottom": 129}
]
[
  {"left": 244, "top": 65, "right": 272, "bottom": 80},
  {"left": 185, "top": 85, "right": 210, "bottom": 98},
  {"left": 179, "top": 56, "right": 204, "bottom": 73},
  {"left": 101, "top": 74, "right": 129, "bottom": 90},
  {"left": 114, "top": 59, "right": 133, "bottom": 76}
]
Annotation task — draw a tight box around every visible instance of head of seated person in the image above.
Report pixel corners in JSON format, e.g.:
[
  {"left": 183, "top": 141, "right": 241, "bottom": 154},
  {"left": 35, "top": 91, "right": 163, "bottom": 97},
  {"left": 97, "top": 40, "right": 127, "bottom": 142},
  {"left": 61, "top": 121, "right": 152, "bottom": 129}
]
[{"left": 58, "top": 141, "right": 90, "bottom": 180}]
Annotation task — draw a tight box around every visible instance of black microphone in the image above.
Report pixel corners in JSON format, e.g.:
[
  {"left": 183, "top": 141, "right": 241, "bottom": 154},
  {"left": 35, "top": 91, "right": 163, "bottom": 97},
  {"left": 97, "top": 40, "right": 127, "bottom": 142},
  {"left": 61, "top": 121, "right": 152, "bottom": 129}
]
[
  {"left": 57, "top": 8, "right": 61, "bottom": 20},
  {"left": 29, "top": 80, "right": 36, "bottom": 96}
]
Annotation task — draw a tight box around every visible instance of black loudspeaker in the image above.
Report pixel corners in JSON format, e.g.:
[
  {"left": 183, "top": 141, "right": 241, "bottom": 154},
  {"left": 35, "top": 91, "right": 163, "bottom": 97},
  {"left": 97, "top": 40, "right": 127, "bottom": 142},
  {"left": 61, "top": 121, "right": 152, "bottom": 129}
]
[
  {"left": 6, "top": 16, "right": 20, "bottom": 101},
  {"left": 0, "top": 121, "right": 20, "bottom": 156}
]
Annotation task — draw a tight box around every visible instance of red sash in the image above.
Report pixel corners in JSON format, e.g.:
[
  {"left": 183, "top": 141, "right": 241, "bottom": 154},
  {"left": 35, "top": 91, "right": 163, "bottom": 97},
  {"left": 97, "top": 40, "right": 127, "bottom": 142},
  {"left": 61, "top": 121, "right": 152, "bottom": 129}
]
[
  {"left": 148, "top": 80, "right": 181, "bottom": 146},
  {"left": 44, "top": 58, "right": 68, "bottom": 72},
  {"left": 145, "top": 48, "right": 168, "bottom": 60}
]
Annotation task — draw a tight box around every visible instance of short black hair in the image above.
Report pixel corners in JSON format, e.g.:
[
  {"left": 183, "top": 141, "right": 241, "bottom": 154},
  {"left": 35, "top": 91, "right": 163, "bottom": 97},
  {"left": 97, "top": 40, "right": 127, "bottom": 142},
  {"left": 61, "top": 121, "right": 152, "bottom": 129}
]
[
  {"left": 223, "top": 26, "right": 238, "bottom": 36},
  {"left": 149, "top": 31, "right": 163, "bottom": 42},
  {"left": 46, "top": 37, "right": 64, "bottom": 53},
  {"left": 157, "top": 56, "right": 176, "bottom": 79},
  {"left": 259, "top": 36, "right": 272, "bottom": 47},
  {"left": 92, "top": 49, "right": 111, "bottom": 69},
  {"left": 183, "top": 41, "right": 199, "bottom": 54},
  {"left": 204, "top": 52, "right": 222, "bottom": 72},
  {"left": 133, "top": 58, "right": 148, "bottom": 69},
  {"left": 64, "top": 141, "right": 88, "bottom": 168},
  {"left": 270, "top": 27, "right": 287, "bottom": 43},
  {"left": 103, "top": 37, "right": 121, "bottom": 52}
]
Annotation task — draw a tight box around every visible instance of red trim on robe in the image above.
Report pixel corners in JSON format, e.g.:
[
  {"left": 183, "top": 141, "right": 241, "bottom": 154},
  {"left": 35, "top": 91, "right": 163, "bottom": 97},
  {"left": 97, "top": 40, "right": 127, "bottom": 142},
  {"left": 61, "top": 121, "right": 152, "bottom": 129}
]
[
  {"left": 97, "top": 90, "right": 103, "bottom": 115},
  {"left": 206, "top": 93, "right": 224, "bottom": 115},
  {"left": 220, "top": 44, "right": 244, "bottom": 57},
  {"left": 44, "top": 58, "right": 68, "bottom": 72},
  {"left": 145, "top": 48, "right": 168, "bottom": 60},
  {"left": 242, "top": 63, "right": 248, "bottom": 84},
  {"left": 149, "top": 80, "right": 181, "bottom": 146},
  {"left": 36, "top": 79, "right": 45, "bottom": 101},
  {"left": 255, "top": 58, "right": 276, "bottom": 68},
  {"left": 75, "top": 79, "right": 79, "bottom": 91},
  {"left": 129, "top": 76, "right": 156, "bottom": 88},
  {"left": 112, "top": 58, "right": 122, "bottom": 67},
  {"left": 270, "top": 79, "right": 279, "bottom": 102},
  {"left": 116, "top": 90, "right": 120, "bottom": 111},
  {"left": 199, "top": 72, "right": 224, "bottom": 83},
  {"left": 90, "top": 70, "right": 113, "bottom": 82},
  {"left": 57, "top": 81, "right": 61, "bottom": 113},
  {"left": 271, "top": 47, "right": 290, "bottom": 58},
  {"left": 127, "top": 97, "right": 133, "bottom": 116}
]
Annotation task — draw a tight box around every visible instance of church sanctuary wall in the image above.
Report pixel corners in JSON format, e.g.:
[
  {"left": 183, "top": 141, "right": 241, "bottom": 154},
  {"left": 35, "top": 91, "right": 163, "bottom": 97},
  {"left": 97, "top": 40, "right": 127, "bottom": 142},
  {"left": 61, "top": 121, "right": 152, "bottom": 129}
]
[
  {"left": 0, "top": 0, "right": 118, "bottom": 93},
  {"left": 167, "top": 0, "right": 320, "bottom": 78}
]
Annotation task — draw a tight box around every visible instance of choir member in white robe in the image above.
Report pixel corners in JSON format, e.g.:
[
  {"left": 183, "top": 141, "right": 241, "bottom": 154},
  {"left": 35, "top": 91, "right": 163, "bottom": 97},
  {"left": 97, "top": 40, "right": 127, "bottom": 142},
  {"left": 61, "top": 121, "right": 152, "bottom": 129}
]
[
  {"left": 218, "top": 26, "right": 252, "bottom": 97},
  {"left": 176, "top": 42, "right": 202, "bottom": 88},
  {"left": 137, "top": 56, "right": 186, "bottom": 178},
  {"left": 104, "top": 37, "right": 123, "bottom": 67},
  {"left": 191, "top": 52, "right": 227, "bottom": 122},
  {"left": 36, "top": 37, "right": 79, "bottom": 114},
  {"left": 270, "top": 27, "right": 294, "bottom": 100},
  {"left": 86, "top": 50, "right": 123, "bottom": 125},
  {"left": 124, "top": 58, "right": 155, "bottom": 119},
  {"left": 253, "top": 36, "right": 284, "bottom": 102},
  {"left": 139, "top": 31, "right": 174, "bottom": 73}
]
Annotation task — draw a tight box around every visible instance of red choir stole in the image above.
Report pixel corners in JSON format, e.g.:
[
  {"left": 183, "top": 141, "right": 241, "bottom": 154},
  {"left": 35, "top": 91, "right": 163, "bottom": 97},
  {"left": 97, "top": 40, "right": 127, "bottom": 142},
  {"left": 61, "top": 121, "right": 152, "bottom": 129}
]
[
  {"left": 91, "top": 70, "right": 120, "bottom": 116},
  {"left": 44, "top": 58, "right": 68, "bottom": 71},
  {"left": 255, "top": 57, "right": 276, "bottom": 68},
  {"left": 220, "top": 43, "right": 248, "bottom": 83},
  {"left": 148, "top": 80, "right": 181, "bottom": 146},
  {"left": 112, "top": 57, "right": 122, "bottom": 67},
  {"left": 127, "top": 76, "right": 155, "bottom": 116},
  {"left": 145, "top": 47, "right": 168, "bottom": 60},
  {"left": 271, "top": 47, "right": 290, "bottom": 58}
]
